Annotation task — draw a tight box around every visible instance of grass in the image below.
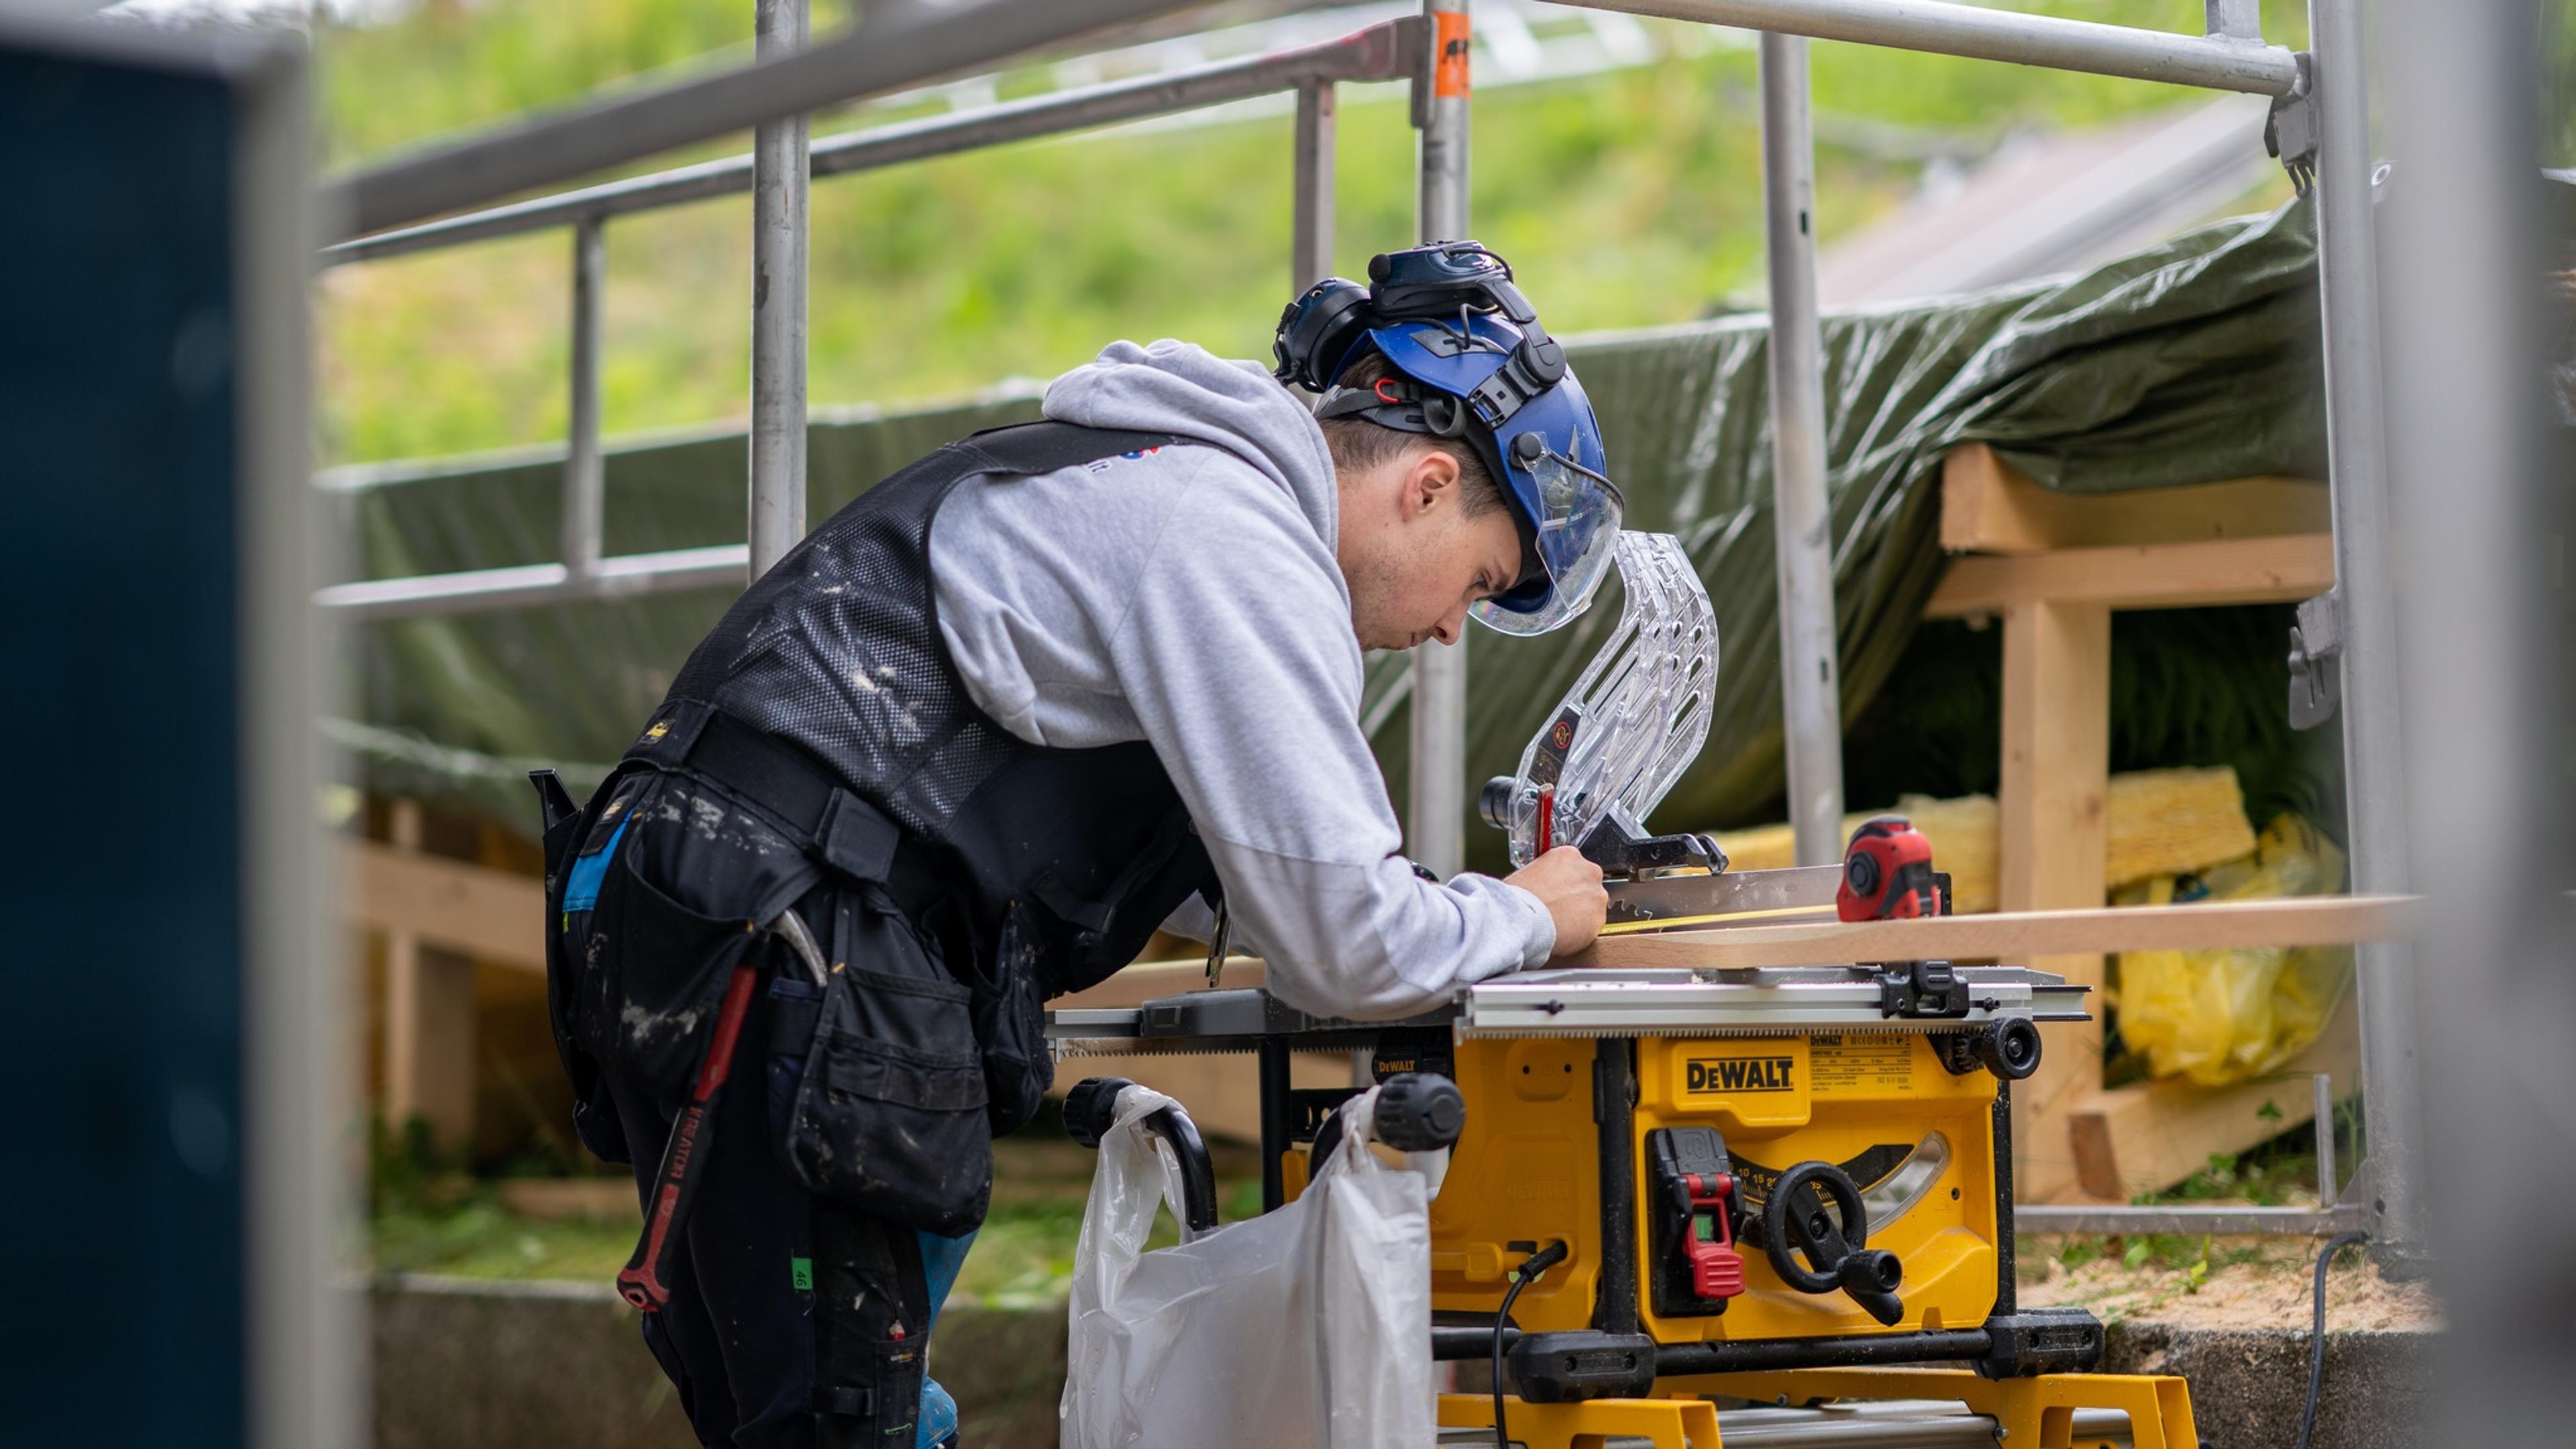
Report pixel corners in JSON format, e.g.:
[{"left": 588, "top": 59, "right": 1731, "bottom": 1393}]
[
  {"left": 367, "top": 1109, "right": 1264, "bottom": 1305},
  {"left": 374, "top": 1183, "right": 638, "bottom": 1283},
  {"left": 370, "top": 1181, "right": 1128, "bottom": 1302}
]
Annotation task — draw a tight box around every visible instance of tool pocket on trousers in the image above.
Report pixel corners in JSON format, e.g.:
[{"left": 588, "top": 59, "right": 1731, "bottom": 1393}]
[
  {"left": 779, "top": 894, "right": 991, "bottom": 1235},
  {"left": 588, "top": 838, "right": 760, "bottom": 1095},
  {"left": 960, "top": 900, "right": 1053, "bottom": 1138}
]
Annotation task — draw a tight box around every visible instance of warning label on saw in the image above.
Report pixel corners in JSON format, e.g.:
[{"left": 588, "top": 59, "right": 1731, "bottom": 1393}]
[{"left": 1810, "top": 1034, "right": 1916, "bottom": 1093}]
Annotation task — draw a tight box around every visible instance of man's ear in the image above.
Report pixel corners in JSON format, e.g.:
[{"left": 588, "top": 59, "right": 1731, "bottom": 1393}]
[{"left": 1399, "top": 446, "right": 1463, "bottom": 522}]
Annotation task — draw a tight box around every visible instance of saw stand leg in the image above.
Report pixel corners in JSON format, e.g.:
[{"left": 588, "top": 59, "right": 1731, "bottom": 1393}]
[
  {"left": 1681, "top": 1368, "right": 2193, "bottom": 1449},
  {"left": 1436, "top": 1393, "right": 1719, "bottom": 1449},
  {"left": 1439, "top": 1369, "right": 2196, "bottom": 1449}
]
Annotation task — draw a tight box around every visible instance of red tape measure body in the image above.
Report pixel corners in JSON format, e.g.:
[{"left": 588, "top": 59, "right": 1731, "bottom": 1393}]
[{"left": 1836, "top": 815, "right": 1942, "bottom": 922}]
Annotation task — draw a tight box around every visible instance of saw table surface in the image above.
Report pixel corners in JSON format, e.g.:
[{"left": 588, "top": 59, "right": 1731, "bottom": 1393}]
[{"left": 1049, "top": 963, "right": 2088, "bottom": 1053}]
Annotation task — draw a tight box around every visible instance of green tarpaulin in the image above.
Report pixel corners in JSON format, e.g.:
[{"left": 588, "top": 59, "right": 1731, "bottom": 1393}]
[{"left": 335, "top": 199, "right": 2326, "bottom": 873}]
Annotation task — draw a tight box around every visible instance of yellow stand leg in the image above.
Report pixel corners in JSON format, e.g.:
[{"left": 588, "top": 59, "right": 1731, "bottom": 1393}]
[
  {"left": 1438, "top": 1391, "right": 1722, "bottom": 1449},
  {"left": 1661, "top": 1368, "right": 2198, "bottom": 1449},
  {"left": 1444, "top": 1369, "right": 2197, "bottom": 1449}
]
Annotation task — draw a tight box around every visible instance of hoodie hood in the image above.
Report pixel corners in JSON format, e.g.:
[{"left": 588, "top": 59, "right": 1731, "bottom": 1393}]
[{"left": 1043, "top": 339, "right": 1339, "bottom": 549}]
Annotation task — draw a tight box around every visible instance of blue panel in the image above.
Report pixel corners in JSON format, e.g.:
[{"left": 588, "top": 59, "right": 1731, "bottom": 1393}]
[
  {"left": 0, "top": 46, "right": 245, "bottom": 1448},
  {"left": 564, "top": 816, "right": 632, "bottom": 912}
]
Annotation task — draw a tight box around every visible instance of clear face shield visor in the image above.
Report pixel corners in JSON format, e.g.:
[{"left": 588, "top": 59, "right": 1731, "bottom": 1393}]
[{"left": 1470, "top": 445, "right": 1625, "bottom": 637}]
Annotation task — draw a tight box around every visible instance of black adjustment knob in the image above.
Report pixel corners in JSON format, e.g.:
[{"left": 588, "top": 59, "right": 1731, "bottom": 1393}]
[
  {"left": 1759, "top": 1161, "right": 1906, "bottom": 1328},
  {"left": 1373, "top": 1072, "right": 1466, "bottom": 1152},
  {"left": 1835, "top": 1250, "right": 1905, "bottom": 1325},
  {"left": 1479, "top": 776, "right": 1519, "bottom": 830},
  {"left": 1065, "top": 1075, "right": 1220, "bottom": 1233},
  {"left": 1976, "top": 1018, "right": 2043, "bottom": 1081},
  {"left": 1063, "top": 1077, "right": 1134, "bottom": 1149}
]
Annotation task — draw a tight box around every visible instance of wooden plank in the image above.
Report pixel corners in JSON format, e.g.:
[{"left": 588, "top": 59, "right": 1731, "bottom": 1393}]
[
  {"left": 1056, "top": 957, "right": 1269, "bottom": 1009},
  {"left": 1925, "top": 534, "right": 2335, "bottom": 617},
  {"left": 1055, "top": 959, "right": 1340, "bottom": 1142},
  {"left": 380, "top": 802, "right": 479, "bottom": 1148},
  {"left": 1940, "top": 443, "right": 2329, "bottom": 554},
  {"left": 2067, "top": 998, "right": 2361, "bottom": 1199},
  {"left": 1051, "top": 1048, "right": 1351, "bottom": 1146},
  {"left": 1576, "top": 896, "right": 2414, "bottom": 971},
  {"left": 346, "top": 836, "right": 547, "bottom": 970},
  {"left": 2000, "top": 597, "right": 2110, "bottom": 1203}
]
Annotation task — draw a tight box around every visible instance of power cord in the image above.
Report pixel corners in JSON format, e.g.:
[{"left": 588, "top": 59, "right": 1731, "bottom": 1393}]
[
  {"left": 2291, "top": 1231, "right": 2370, "bottom": 1449},
  {"left": 1491, "top": 1241, "right": 1570, "bottom": 1449}
]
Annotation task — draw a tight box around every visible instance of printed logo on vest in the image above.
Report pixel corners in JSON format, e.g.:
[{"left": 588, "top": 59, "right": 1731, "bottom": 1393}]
[{"left": 1084, "top": 446, "right": 1165, "bottom": 474}]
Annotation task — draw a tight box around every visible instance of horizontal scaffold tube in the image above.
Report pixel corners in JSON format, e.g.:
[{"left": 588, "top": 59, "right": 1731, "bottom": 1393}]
[
  {"left": 1566, "top": 0, "right": 2300, "bottom": 95},
  {"left": 317, "top": 0, "right": 1212, "bottom": 241},
  {"left": 315, "top": 545, "right": 749, "bottom": 621},
  {"left": 323, "top": 18, "right": 1417, "bottom": 265}
]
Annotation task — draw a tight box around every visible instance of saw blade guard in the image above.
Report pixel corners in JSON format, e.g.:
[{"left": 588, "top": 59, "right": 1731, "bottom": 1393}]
[{"left": 1489, "top": 531, "right": 1717, "bottom": 869}]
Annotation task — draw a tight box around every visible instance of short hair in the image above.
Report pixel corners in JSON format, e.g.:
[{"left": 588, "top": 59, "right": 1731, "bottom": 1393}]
[{"left": 1316, "top": 354, "right": 1511, "bottom": 522}]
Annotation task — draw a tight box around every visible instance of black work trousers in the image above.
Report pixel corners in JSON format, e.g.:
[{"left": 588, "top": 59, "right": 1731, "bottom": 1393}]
[
  {"left": 562, "top": 764, "right": 974, "bottom": 1448},
  {"left": 598, "top": 983, "right": 947, "bottom": 1448}
]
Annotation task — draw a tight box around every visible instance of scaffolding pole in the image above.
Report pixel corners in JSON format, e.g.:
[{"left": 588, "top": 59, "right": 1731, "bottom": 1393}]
[
  {"left": 563, "top": 220, "right": 606, "bottom": 581},
  {"left": 1409, "top": 0, "right": 1472, "bottom": 879},
  {"left": 1292, "top": 79, "right": 1338, "bottom": 294},
  {"left": 2305, "top": 0, "right": 2426, "bottom": 1265},
  {"left": 750, "top": 0, "right": 810, "bottom": 580},
  {"left": 1758, "top": 31, "right": 1845, "bottom": 868},
  {"left": 2377, "top": 0, "right": 2572, "bottom": 1418}
]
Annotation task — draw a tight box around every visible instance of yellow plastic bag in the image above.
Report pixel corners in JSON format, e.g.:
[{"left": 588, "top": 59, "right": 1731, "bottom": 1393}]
[{"left": 2112, "top": 816, "right": 2353, "bottom": 1086}]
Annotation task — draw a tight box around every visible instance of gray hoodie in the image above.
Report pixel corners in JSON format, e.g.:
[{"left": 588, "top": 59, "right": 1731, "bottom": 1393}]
[{"left": 927, "top": 339, "right": 1553, "bottom": 1019}]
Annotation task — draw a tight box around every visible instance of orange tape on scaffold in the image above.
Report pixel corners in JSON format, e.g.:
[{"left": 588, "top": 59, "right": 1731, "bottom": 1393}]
[{"left": 1434, "top": 11, "right": 1470, "bottom": 99}]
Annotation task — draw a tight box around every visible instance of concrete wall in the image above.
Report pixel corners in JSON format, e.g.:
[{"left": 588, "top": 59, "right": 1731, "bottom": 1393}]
[
  {"left": 374, "top": 1278, "right": 2427, "bottom": 1448},
  {"left": 372, "top": 1277, "right": 1062, "bottom": 1448},
  {"left": 2102, "top": 1324, "right": 2433, "bottom": 1449}
]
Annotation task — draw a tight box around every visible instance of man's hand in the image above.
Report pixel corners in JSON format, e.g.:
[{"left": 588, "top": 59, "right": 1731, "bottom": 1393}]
[{"left": 1506, "top": 846, "right": 1607, "bottom": 959}]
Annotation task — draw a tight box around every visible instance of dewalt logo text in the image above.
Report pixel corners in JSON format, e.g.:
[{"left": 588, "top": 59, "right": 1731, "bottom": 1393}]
[{"left": 1684, "top": 1057, "right": 1796, "bottom": 1094}]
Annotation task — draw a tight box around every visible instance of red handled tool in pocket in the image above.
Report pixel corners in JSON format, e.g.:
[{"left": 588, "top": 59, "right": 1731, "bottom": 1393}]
[{"left": 617, "top": 959, "right": 763, "bottom": 1311}]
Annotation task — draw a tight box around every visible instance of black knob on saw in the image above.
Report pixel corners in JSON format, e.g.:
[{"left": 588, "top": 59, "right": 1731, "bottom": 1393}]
[
  {"left": 1760, "top": 1161, "right": 1905, "bottom": 1327},
  {"left": 1064, "top": 1076, "right": 1219, "bottom": 1233},
  {"left": 1063, "top": 1077, "right": 1134, "bottom": 1149},
  {"left": 1975, "top": 1017, "right": 2043, "bottom": 1081},
  {"left": 1374, "top": 1072, "right": 1466, "bottom": 1151},
  {"left": 1837, "top": 1248, "right": 1903, "bottom": 1303},
  {"left": 1479, "top": 776, "right": 1519, "bottom": 830}
]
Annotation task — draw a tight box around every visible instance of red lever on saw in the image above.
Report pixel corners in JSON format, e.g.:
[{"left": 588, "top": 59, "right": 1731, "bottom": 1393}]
[
  {"left": 1681, "top": 1171, "right": 1746, "bottom": 1299},
  {"left": 1837, "top": 814, "right": 1943, "bottom": 922}
]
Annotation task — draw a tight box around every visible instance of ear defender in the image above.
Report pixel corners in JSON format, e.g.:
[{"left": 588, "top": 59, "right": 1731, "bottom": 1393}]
[{"left": 1273, "top": 277, "right": 1375, "bottom": 391}]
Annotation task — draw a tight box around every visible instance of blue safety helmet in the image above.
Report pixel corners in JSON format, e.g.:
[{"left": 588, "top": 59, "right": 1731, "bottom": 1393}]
[{"left": 1273, "top": 241, "right": 1623, "bottom": 636}]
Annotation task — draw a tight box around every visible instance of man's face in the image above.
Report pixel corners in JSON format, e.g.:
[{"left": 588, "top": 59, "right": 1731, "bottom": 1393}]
[{"left": 1335, "top": 445, "right": 1526, "bottom": 653}]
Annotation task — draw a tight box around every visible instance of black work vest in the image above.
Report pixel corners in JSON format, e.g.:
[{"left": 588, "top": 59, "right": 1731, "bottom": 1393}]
[{"left": 645, "top": 421, "right": 1219, "bottom": 1000}]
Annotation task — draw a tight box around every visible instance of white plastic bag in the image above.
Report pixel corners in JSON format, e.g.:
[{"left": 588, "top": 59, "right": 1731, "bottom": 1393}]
[{"left": 1061, "top": 1083, "right": 1435, "bottom": 1449}]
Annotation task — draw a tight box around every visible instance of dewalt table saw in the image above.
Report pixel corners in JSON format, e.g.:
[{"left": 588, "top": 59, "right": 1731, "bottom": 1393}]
[{"left": 1049, "top": 857, "right": 2197, "bottom": 1449}]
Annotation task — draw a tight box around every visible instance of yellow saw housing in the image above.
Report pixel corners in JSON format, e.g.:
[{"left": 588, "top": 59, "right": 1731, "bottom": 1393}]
[{"left": 1419, "top": 1032, "right": 2006, "bottom": 1342}]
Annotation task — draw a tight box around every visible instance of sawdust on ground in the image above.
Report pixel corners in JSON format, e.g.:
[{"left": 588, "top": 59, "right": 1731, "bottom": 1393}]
[{"left": 2019, "top": 1237, "right": 2443, "bottom": 1332}]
